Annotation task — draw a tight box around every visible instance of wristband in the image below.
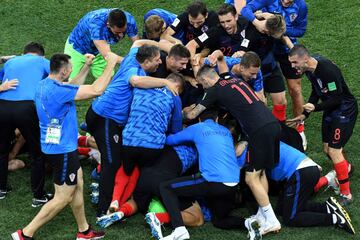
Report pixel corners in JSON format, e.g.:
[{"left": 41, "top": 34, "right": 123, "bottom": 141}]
[{"left": 302, "top": 110, "right": 310, "bottom": 119}]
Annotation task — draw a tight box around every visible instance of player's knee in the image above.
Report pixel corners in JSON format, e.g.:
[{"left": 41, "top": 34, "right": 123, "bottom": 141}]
[
  {"left": 245, "top": 173, "right": 257, "bottom": 186},
  {"left": 272, "top": 94, "right": 287, "bottom": 105},
  {"left": 327, "top": 147, "right": 342, "bottom": 158},
  {"left": 192, "top": 210, "right": 205, "bottom": 227},
  {"left": 288, "top": 84, "right": 302, "bottom": 98},
  {"left": 53, "top": 193, "right": 73, "bottom": 206}
]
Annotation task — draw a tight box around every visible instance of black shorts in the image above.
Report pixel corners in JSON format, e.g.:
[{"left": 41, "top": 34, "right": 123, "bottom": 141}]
[
  {"left": 122, "top": 146, "right": 164, "bottom": 175},
  {"left": 45, "top": 150, "right": 80, "bottom": 186},
  {"left": 275, "top": 53, "right": 301, "bottom": 79},
  {"left": 246, "top": 121, "right": 281, "bottom": 171},
  {"left": 263, "top": 66, "right": 286, "bottom": 93},
  {"left": 133, "top": 146, "right": 183, "bottom": 212},
  {"left": 322, "top": 112, "right": 358, "bottom": 149}
]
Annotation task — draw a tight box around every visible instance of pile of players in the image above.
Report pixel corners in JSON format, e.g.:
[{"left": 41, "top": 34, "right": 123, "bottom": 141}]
[{"left": 0, "top": 0, "right": 357, "bottom": 240}]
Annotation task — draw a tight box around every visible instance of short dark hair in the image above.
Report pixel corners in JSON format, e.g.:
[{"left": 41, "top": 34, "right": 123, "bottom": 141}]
[
  {"left": 240, "top": 51, "right": 261, "bottom": 68},
  {"left": 199, "top": 108, "right": 219, "bottom": 121},
  {"left": 265, "top": 14, "right": 286, "bottom": 36},
  {"left": 186, "top": 1, "right": 208, "bottom": 18},
  {"left": 196, "top": 65, "right": 217, "bottom": 80},
  {"left": 108, "top": 9, "right": 127, "bottom": 28},
  {"left": 167, "top": 72, "right": 186, "bottom": 92},
  {"left": 168, "top": 44, "right": 191, "bottom": 59},
  {"left": 136, "top": 45, "right": 160, "bottom": 63},
  {"left": 289, "top": 44, "right": 310, "bottom": 58},
  {"left": 23, "top": 42, "right": 45, "bottom": 56},
  {"left": 144, "top": 15, "right": 165, "bottom": 37},
  {"left": 217, "top": 3, "right": 237, "bottom": 16},
  {"left": 50, "top": 54, "right": 71, "bottom": 73}
]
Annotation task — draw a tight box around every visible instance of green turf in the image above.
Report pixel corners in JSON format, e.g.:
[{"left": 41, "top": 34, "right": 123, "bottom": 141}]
[{"left": 0, "top": 0, "right": 359, "bottom": 239}]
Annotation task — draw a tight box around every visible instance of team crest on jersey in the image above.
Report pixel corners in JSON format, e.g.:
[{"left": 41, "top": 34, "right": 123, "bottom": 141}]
[
  {"left": 317, "top": 78, "right": 328, "bottom": 93},
  {"left": 290, "top": 13, "right": 298, "bottom": 22},
  {"left": 240, "top": 29, "right": 246, "bottom": 38},
  {"left": 113, "top": 134, "right": 119, "bottom": 143},
  {"left": 316, "top": 78, "right": 323, "bottom": 88},
  {"left": 69, "top": 173, "right": 76, "bottom": 182},
  {"left": 201, "top": 25, "right": 209, "bottom": 32}
]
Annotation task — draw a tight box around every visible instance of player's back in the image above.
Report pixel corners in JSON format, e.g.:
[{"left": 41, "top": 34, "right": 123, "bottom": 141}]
[{"left": 0, "top": 54, "right": 49, "bottom": 101}]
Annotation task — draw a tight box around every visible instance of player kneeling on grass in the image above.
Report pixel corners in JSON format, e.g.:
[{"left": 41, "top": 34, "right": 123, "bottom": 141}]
[
  {"left": 236, "top": 141, "right": 355, "bottom": 235},
  {"left": 11, "top": 51, "right": 118, "bottom": 240},
  {"left": 159, "top": 109, "right": 261, "bottom": 240}
]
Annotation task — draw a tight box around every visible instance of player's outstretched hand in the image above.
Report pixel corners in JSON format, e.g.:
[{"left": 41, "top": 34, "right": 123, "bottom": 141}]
[
  {"left": 303, "top": 103, "right": 315, "bottom": 112},
  {"left": 232, "top": 51, "right": 245, "bottom": 58},
  {"left": 0, "top": 79, "right": 19, "bottom": 92},
  {"left": 0, "top": 55, "right": 16, "bottom": 64},
  {"left": 84, "top": 54, "right": 95, "bottom": 66},
  {"left": 182, "top": 104, "right": 196, "bottom": 114},
  {"left": 253, "top": 19, "right": 267, "bottom": 34},
  {"left": 286, "top": 114, "right": 306, "bottom": 128}
]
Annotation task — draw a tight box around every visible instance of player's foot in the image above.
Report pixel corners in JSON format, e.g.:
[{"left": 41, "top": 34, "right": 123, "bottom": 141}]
[
  {"left": 88, "top": 148, "right": 101, "bottom": 164},
  {"left": 251, "top": 210, "right": 266, "bottom": 226},
  {"left": 108, "top": 200, "right": 119, "bottom": 214},
  {"left": 90, "top": 182, "right": 99, "bottom": 192},
  {"left": 260, "top": 219, "right": 281, "bottom": 235},
  {"left": 161, "top": 226, "right": 189, "bottom": 240},
  {"left": 299, "top": 131, "right": 307, "bottom": 151},
  {"left": 324, "top": 170, "right": 340, "bottom": 195},
  {"left": 90, "top": 190, "right": 99, "bottom": 204},
  {"left": 91, "top": 168, "right": 100, "bottom": 181},
  {"left": 245, "top": 218, "right": 262, "bottom": 240},
  {"left": 80, "top": 122, "right": 88, "bottom": 132},
  {"left": 0, "top": 185, "right": 12, "bottom": 200},
  {"left": 76, "top": 226, "right": 105, "bottom": 239},
  {"left": 96, "top": 212, "right": 123, "bottom": 228},
  {"left": 145, "top": 212, "right": 163, "bottom": 240},
  {"left": 339, "top": 194, "right": 353, "bottom": 206},
  {"left": 32, "top": 193, "right": 53, "bottom": 208},
  {"left": 327, "top": 197, "right": 355, "bottom": 234},
  {"left": 11, "top": 229, "right": 33, "bottom": 240},
  {"left": 326, "top": 197, "right": 351, "bottom": 220}
]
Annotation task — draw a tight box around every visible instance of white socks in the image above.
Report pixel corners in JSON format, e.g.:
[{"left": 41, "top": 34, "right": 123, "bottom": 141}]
[{"left": 261, "top": 204, "right": 278, "bottom": 223}]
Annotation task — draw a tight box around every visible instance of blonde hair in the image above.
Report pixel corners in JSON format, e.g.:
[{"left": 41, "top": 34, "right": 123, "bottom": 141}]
[
  {"left": 144, "top": 15, "right": 165, "bottom": 36},
  {"left": 266, "top": 14, "right": 286, "bottom": 37}
]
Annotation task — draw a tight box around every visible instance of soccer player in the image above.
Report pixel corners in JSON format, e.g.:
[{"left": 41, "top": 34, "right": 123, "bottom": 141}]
[
  {"left": 11, "top": 51, "right": 118, "bottom": 240},
  {"left": 203, "top": 50, "right": 266, "bottom": 102},
  {"left": 163, "top": 1, "right": 219, "bottom": 45},
  {"left": 121, "top": 72, "right": 184, "bottom": 176},
  {"left": 96, "top": 142, "right": 198, "bottom": 231},
  {"left": 65, "top": 8, "right": 139, "bottom": 79},
  {"left": 161, "top": 109, "right": 261, "bottom": 240},
  {"left": 287, "top": 45, "right": 358, "bottom": 205},
  {"left": 274, "top": 0, "right": 308, "bottom": 144},
  {"left": 0, "top": 42, "right": 50, "bottom": 206},
  {"left": 237, "top": 142, "right": 355, "bottom": 234},
  {"left": 238, "top": 14, "right": 288, "bottom": 122},
  {"left": 242, "top": 0, "right": 309, "bottom": 148},
  {"left": 150, "top": 44, "right": 191, "bottom": 78},
  {"left": 96, "top": 73, "right": 187, "bottom": 229},
  {"left": 86, "top": 40, "right": 179, "bottom": 216},
  {"left": 186, "top": 4, "right": 248, "bottom": 57},
  {"left": 143, "top": 8, "right": 185, "bottom": 44},
  {"left": 183, "top": 52, "right": 282, "bottom": 234}
]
